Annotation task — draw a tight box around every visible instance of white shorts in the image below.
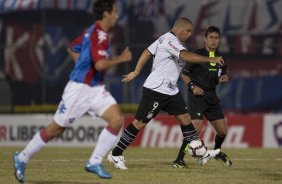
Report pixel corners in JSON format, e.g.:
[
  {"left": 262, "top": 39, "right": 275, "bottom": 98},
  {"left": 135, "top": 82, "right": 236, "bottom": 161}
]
[{"left": 54, "top": 81, "right": 117, "bottom": 127}]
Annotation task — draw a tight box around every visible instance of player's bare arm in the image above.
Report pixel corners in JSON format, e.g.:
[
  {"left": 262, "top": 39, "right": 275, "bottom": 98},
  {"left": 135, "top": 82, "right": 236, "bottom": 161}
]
[
  {"left": 122, "top": 49, "right": 152, "bottom": 83},
  {"left": 180, "top": 50, "right": 224, "bottom": 66},
  {"left": 95, "top": 47, "right": 132, "bottom": 71},
  {"left": 181, "top": 74, "right": 204, "bottom": 95}
]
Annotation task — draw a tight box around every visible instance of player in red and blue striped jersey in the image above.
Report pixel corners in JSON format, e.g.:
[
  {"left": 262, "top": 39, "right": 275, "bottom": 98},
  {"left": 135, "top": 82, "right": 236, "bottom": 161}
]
[{"left": 13, "top": 0, "right": 132, "bottom": 182}]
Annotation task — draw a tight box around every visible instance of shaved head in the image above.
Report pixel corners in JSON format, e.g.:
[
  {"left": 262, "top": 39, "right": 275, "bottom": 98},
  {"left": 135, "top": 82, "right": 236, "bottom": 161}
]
[
  {"left": 171, "top": 17, "right": 193, "bottom": 42},
  {"left": 173, "top": 17, "right": 192, "bottom": 28}
]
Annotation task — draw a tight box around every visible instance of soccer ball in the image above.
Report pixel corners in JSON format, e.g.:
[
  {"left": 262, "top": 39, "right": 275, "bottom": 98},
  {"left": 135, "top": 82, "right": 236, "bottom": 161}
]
[{"left": 188, "top": 140, "right": 207, "bottom": 157}]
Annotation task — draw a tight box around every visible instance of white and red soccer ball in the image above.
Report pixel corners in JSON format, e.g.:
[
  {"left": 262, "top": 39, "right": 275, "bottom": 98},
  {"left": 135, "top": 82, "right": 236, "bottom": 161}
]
[{"left": 188, "top": 140, "right": 207, "bottom": 157}]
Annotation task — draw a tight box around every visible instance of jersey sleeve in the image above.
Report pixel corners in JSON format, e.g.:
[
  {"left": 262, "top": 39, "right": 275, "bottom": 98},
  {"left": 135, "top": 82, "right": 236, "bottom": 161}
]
[
  {"left": 68, "top": 31, "right": 85, "bottom": 53},
  {"left": 182, "top": 63, "right": 192, "bottom": 76},
  {"left": 221, "top": 60, "right": 228, "bottom": 75},
  {"left": 165, "top": 38, "right": 186, "bottom": 58},
  {"left": 147, "top": 39, "right": 159, "bottom": 55}
]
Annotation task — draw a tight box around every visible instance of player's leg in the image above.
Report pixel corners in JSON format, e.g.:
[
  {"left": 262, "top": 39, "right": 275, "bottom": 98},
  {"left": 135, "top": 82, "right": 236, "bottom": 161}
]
[
  {"left": 110, "top": 118, "right": 146, "bottom": 157},
  {"left": 173, "top": 119, "right": 203, "bottom": 168},
  {"left": 211, "top": 119, "right": 232, "bottom": 166},
  {"left": 85, "top": 86, "right": 122, "bottom": 178},
  {"left": 173, "top": 113, "right": 220, "bottom": 166},
  {"left": 211, "top": 119, "right": 227, "bottom": 149},
  {"left": 13, "top": 81, "right": 90, "bottom": 182},
  {"left": 13, "top": 120, "right": 66, "bottom": 183},
  {"left": 173, "top": 113, "right": 198, "bottom": 165},
  {"left": 205, "top": 94, "right": 232, "bottom": 166},
  {"left": 108, "top": 118, "right": 146, "bottom": 170},
  {"left": 108, "top": 87, "right": 162, "bottom": 169},
  {"left": 172, "top": 100, "right": 220, "bottom": 165},
  {"left": 89, "top": 104, "right": 123, "bottom": 165},
  {"left": 164, "top": 92, "right": 199, "bottom": 167}
]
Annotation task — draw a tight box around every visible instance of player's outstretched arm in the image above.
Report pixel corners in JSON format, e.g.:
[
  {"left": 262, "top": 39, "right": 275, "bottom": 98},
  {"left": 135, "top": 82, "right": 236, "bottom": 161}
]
[
  {"left": 122, "top": 49, "right": 152, "bottom": 83},
  {"left": 180, "top": 50, "right": 224, "bottom": 66},
  {"left": 95, "top": 47, "right": 132, "bottom": 71}
]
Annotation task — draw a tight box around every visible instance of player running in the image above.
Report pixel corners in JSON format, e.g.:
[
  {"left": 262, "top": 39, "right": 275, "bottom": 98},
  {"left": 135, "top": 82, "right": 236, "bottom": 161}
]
[{"left": 13, "top": 0, "right": 131, "bottom": 182}]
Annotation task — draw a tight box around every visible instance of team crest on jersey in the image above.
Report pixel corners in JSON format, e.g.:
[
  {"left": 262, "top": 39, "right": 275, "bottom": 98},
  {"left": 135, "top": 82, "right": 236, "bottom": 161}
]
[
  {"left": 147, "top": 111, "right": 154, "bottom": 119},
  {"left": 58, "top": 101, "right": 66, "bottom": 114},
  {"left": 159, "top": 37, "right": 164, "bottom": 43}
]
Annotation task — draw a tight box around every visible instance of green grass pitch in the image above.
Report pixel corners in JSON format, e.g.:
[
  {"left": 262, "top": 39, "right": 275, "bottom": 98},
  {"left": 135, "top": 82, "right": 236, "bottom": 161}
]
[{"left": 1, "top": 147, "right": 282, "bottom": 184}]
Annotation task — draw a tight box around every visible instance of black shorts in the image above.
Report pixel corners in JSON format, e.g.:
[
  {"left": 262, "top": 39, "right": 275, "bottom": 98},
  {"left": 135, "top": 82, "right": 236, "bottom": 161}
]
[
  {"left": 188, "top": 90, "right": 224, "bottom": 121},
  {"left": 135, "top": 87, "right": 188, "bottom": 123}
]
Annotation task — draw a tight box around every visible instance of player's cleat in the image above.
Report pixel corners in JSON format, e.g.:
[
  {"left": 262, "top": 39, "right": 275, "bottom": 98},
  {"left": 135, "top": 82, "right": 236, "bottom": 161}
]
[
  {"left": 172, "top": 160, "right": 187, "bottom": 168},
  {"left": 107, "top": 151, "right": 128, "bottom": 170},
  {"left": 13, "top": 152, "right": 26, "bottom": 183},
  {"left": 215, "top": 151, "right": 232, "bottom": 166},
  {"left": 197, "top": 148, "right": 220, "bottom": 165},
  {"left": 85, "top": 162, "right": 112, "bottom": 179}
]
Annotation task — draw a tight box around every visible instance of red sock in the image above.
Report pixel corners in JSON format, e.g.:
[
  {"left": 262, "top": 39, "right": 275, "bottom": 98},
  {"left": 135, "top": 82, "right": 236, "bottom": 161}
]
[{"left": 39, "top": 128, "right": 50, "bottom": 143}]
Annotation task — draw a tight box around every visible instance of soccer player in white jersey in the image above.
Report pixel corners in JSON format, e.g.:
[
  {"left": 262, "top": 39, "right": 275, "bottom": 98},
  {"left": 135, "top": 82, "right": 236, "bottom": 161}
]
[
  {"left": 108, "top": 17, "right": 224, "bottom": 170},
  {"left": 13, "top": 0, "right": 132, "bottom": 182}
]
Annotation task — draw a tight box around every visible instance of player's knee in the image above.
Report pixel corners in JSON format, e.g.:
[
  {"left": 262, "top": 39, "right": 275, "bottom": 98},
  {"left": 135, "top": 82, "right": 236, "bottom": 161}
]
[
  {"left": 132, "top": 119, "right": 147, "bottom": 130},
  {"left": 196, "top": 125, "right": 204, "bottom": 135},
  {"left": 108, "top": 115, "right": 124, "bottom": 130},
  {"left": 45, "top": 120, "right": 66, "bottom": 138},
  {"left": 217, "top": 130, "right": 227, "bottom": 138}
]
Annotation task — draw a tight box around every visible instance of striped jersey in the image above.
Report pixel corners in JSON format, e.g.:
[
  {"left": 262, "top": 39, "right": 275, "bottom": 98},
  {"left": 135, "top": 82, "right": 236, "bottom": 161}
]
[{"left": 68, "top": 22, "right": 110, "bottom": 86}]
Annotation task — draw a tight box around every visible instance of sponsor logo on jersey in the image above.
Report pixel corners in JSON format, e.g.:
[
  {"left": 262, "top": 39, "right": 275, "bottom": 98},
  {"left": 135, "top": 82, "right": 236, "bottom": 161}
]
[
  {"left": 168, "top": 41, "right": 179, "bottom": 52},
  {"left": 97, "top": 30, "right": 107, "bottom": 43},
  {"left": 159, "top": 37, "right": 164, "bottom": 43}
]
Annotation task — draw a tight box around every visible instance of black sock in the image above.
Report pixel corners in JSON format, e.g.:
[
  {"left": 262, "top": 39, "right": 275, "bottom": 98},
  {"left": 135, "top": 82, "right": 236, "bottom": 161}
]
[
  {"left": 214, "top": 134, "right": 225, "bottom": 149},
  {"left": 181, "top": 124, "right": 198, "bottom": 143},
  {"left": 112, "top": 123, "right": 139, "bottom": 156},
  {"left": 175, "top": 139, "right": 189, "bottom": 161},
  {"left": 175, "top": 124, "right": 198, "bottom": 161}
]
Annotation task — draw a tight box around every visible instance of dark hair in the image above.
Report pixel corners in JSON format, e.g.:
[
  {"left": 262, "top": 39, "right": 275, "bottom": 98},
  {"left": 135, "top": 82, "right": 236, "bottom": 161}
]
[
  {"left": 174, "top": 17, "right": 193, "bottom": 27},
  {"left": 92, "top": 0, "right": 116, "bottom": 20},
  {"left": 205, "top": 26, "right": 221, "bottom": 37}
]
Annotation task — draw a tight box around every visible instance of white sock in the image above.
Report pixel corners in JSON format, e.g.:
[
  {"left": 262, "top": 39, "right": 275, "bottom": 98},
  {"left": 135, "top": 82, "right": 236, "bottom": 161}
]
[
  {"left": 89, "top": 128, "right": 118, "bottom": 165},
  {"left": 18, "top": 132, "right": 47, "bottom": 163}
]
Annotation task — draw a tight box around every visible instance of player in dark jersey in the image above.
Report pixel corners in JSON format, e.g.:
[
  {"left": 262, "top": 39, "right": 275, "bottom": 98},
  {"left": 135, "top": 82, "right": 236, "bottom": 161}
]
[{"left": 173, "top": 26, "right": 232, "bottom": 168}]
